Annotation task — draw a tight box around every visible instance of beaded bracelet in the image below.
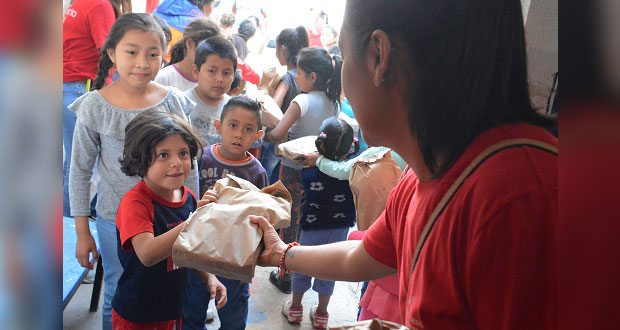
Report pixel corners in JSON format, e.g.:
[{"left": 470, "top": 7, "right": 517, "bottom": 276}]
[{"left": 278, "top": 242, "right": 300, "bottom": 276}]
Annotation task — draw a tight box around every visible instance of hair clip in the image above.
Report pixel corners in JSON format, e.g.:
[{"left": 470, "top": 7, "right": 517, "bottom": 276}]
[
  {"left": 319, "top": 132, "right": 327, "bottom": 139},
  {"left": 353, "top": 138, "right": 358, "bottom": 143}
]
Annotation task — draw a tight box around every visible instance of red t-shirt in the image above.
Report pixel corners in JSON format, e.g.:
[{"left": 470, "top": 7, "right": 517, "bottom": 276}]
[
  {"left": 364, "top": 122, "right": 557, "bottom": 330},
  {"left": 63, "top": 0, "right": 116, "bottom": 82}
]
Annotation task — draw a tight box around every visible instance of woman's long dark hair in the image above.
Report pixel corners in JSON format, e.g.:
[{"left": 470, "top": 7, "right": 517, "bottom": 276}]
[
  {"left": 93, "top": 13, "right": 165, "bottom": 90},
  {"left": 297, "top": 47, "right": 343, "bottom": 106},
  {"left": 344, "top": 0, "right": 553, "bottom": 177}
]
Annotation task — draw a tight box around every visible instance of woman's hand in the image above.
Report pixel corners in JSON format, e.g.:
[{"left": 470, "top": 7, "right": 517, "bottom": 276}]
[
  {"left": 207, "top": 273, "right": 227, "bottom": 310},
  {"left": 197, "top": 189, "right": 218, "bottom": 208},
  {"left": 301, "top": 152, "right": 320, "bottom": 168},
  {"left": 250, "top": 215, "right": 286, "bottom": 267},
  {"left": 76, "top": 231, "right": 98, "bottom": 270}
]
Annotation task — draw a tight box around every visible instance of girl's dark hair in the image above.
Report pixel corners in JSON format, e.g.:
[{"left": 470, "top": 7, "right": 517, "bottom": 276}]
[
  {"left": 188, "top": 0, "right": 213, "bottom": 10},
  {"left": 119, "top": 109, "right": 203, "bottom": 178},
  {"left": 93, "top": 13, "right": 165, "bottom": 90},
  {"left": 315, "top": 117, "right": 360, "bottom": 161},
  {"left": 108, "top": 0, "right": 132, "bottom": 18},
  {"left": 237, "top": 19, "right": 257, "bottom": 39},
  {"left": 297, "top": 47, "right": 343, "bottom": 105},
  {"left": 276, "top": 26, "right": 309, "bottom": 67},
  {"left": 169, "top": 18, "right": 220, "bottom": 66},
  {"left": 344, "top": 0, "right": 554, "bottom": 178},
  {"left": 194, "top": 36, "right": 238, "bottom": 71},
  {"left": 152, "top": 15, "right": 171, "bottom": 46},
  {"left": 220, "top": 96, "right": 262, "bottom": 128},
  {"left": 220, "top": 13, "right": 236, "bottom": 28}
]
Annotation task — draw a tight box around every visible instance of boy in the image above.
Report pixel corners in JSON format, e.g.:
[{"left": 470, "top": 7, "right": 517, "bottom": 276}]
[
  {"left": 182, "top": 36, "right": 237, "bottom": 330},
  {"left": 185, "top": 36, "right": 237, "bottom": 149},
  {"left": 197, "top": 96, "right": 267, "bottom": 330}
]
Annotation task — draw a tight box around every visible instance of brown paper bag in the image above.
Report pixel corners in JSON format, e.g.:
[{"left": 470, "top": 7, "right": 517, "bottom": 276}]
[
  {"left": 349, "top": 149, "right": 402, "bottom": 231},
  {"left": 257, "top": 65, "right": 282, "bottom": 97},
  {"left": 328, "top": 319, "right": 410, "bottom": 330},
  {"left": 172, "top": 175, "right": 292, "bottom": 282},
  {"left": 276, "top": 135, "right": 318, "bottom": 165},
  {"left": 257, "top": 93, "right": 283, "bottom": 129}
]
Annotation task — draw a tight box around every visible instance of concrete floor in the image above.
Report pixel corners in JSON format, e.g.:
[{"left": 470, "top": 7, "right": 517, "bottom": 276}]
[{"left": 63, "top": 265, "right": 363, "bottom": 329}]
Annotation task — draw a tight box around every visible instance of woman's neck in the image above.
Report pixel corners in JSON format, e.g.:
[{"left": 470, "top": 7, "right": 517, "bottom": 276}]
[{"left": 174, "top": 57, "right": 194, "bottom": 81}]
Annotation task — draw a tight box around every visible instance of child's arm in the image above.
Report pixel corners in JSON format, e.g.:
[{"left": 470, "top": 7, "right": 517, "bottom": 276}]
[
  {"left": 266, "top": 101, "right": 301, "bottom": 142},
  {"left": 131, "top": 189, "right": 218, "bottom": 267},
  {"left": 272, "top": 80, "right": 289, "bottom": 108},
  {"left": 193, "top": 270, "right": 228, "bottom": 309}
]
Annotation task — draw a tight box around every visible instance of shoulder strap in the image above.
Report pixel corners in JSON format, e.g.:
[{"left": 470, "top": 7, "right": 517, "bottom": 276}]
[{"left": 409, "top": 138, "right": 558, "bottom": 276}]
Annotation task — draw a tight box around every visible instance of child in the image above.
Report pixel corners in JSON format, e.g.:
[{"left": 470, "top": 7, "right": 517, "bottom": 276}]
[
  {"left": 193, "top": 96, "right": 267, "bottom": 330},
  {"left": 185, "top": 36, "right": 236, "bottom": 149},
  {"left": 265, "top": 46, "right": 342, "bottom": 293},
  {"left": 281, "top": 117, "right": 359, "bottom": 329},
  {"left": 259, "top": 26, "right": 310, "bottom": 187},
  {"left": 154, "top": 18, "right": 220, "bottom": 91},
  {"left": 68, "top": 13, "right": 200, "bottom": 330},
  {"left": 113, "top": 109, "right": 227, "bottom": 329}
]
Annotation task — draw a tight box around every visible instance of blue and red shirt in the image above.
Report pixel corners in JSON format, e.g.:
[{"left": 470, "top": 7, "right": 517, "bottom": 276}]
[{"left": 112, "top": 180, "right": 197, "bottom": 323}]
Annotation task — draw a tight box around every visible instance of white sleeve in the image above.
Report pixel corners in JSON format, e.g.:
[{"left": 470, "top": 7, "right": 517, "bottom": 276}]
[
  {"left": 154, "top": 67, "right": 170, "bottom": 86},
  {"left": 292, "top": 94, "right": 309, "bottom": 117}
]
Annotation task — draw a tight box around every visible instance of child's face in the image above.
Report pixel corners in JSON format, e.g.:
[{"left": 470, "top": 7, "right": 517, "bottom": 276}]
[
  {"left": 275, "top": 43, "right": 287, "bottom": 66},
  {"left": 192, "top": 54, "right": 235, "bottom": 105},
  {"left": 143, "top": 135, "right": 191, "bottom": 200},
  {"left": 296, "top": 67, "right": 316, "bottom": 93},
  {"left": 108, "top": 29, "right": 163, "bottom": 90},
  {"left": 215, "top": 107, "right": 263, "bottom": 161}
]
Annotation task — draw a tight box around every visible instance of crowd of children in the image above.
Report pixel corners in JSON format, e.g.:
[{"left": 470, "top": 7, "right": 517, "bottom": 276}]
[{"left": 64, "top": 4, "right": 389, "bottom": 330}]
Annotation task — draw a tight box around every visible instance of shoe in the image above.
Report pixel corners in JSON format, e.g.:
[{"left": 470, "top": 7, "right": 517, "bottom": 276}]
[
  {"left": 309, "top": 305, "right": 329, "bottom": 329},
  {"left": 205, "top": 307, "right": 215, "bottom": 323},
  {"left": 281, "top": 300, "right": 303, "bottom": 323},
  {"left": 269, "top": 269, "right": 292, "bottom": 294}
]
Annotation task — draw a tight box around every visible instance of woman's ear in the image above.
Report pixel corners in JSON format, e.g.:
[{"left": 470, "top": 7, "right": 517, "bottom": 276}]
[
  {"left": 107, "top": 48, "right": 116, "bottom": 64},
  {"left": 367, "top": 29, "right": 392, "bottom": 87}
]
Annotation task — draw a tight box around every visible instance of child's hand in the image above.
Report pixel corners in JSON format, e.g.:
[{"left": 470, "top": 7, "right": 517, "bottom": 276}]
[
  {"left": 207, "top": 273, "right": 228, "bottom": 310},
  {"left": 301, "top": 152, "right": 320, "bottom": 168},
  {"left": 197, "top": 189, "right": 218, "bottom": 208}
]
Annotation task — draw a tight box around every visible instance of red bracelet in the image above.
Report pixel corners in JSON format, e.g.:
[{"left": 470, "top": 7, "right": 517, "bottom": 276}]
[{"left": 278, "top": 242, "right": 300, "bottom": 276}]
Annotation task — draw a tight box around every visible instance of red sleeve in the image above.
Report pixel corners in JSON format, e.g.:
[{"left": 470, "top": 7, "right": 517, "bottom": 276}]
[
  {"left": 116, "top": 192, "right": 155, "bottom": 251},
  {"left": 463, "top": 191, "right": 557, "bottom": 330},
  {"left": 238, "top": 60, "right": 260, "bottom": 85},
  {"left": 86, "top": 3, "right": 116, "bottom": 50},
  {"left": 363, "top": 208, "right": 398, "bottom": 269}
]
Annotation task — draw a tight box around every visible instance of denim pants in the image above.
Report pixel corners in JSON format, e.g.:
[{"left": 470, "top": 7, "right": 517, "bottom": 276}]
[
  {"left": 182, "top": 273, "right": 249, "bottom": 330},
  {"left": 95, "top": 216, "right": 123, "bottom": 330},
  {"left": 259, "top": 142, "right": 281, "bottom": 185},
  {"left": 63, "top": 81, "right": 87, "bottom": 216}
]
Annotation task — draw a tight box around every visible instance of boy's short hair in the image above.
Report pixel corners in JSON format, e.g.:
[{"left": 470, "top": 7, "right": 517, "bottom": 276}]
[
  {"left": 119, "top": 109, "right": 203, "bottom": 178},
  {"left": 194, "top": 36, "right": 238, "bottom": 72},
  {"left": 220, "top": 96, "right": 262, "bottom": 128},
  {"left": 220, "top": 13, "right": 235, "bottom": 28},
  {"left": 230, "top": 69, "right": 243, "bottom": 91}
]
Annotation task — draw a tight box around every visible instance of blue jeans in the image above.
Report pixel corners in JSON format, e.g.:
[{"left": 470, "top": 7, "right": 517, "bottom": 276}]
[
  {"left": 63, "top": 81, "right": 87, "bottom": 216},
  {"left": 259, "top": 142, "right": 280, "bottom": 185},
  {"left": 96, "top": 216, "right": 123, "bottom": 330},
  {"left": 182, "top": 273, "right": 249, "bottom": 330}
]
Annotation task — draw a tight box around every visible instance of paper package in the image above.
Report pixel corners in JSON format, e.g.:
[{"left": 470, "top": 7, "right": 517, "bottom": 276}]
[
  {"left": 276, "top": 135, "right": 318, "bottom": 165},
  {"left": 172, "top": 175, "right": 292, "bottom": 283},
  {"left": 257, "top": 93, "right": 284, "bottom": 129}
]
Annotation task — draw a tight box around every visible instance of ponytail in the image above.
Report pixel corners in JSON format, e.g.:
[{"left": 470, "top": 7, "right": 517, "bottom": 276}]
[
  {"left": 315, "top": 117, "right": 356, "bottom": 161},
  {"left": 276, "top": 26, "right": 309, "bottom": 67},
  {"left": 93, "top": 50, "right": 114, "bottom": 90},
  {"left": 326, "top": 54, "right": 342, "bottom": 105},
  {"left": 168, "top": 18, "right": 220, "bottom": 66}
]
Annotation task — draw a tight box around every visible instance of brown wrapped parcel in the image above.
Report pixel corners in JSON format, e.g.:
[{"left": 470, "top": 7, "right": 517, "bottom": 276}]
[
  {"left": 257, "top": 93, "right": 284, "bottom": 129},
  {"left": 172, "top": 175, "right": 292, "bottom": 283},
  {"left": 349, "top": 149, "right": 402, "bottom": 231},
  {"left": 276, "top": 135, "right": 318, "bottom": 164}
]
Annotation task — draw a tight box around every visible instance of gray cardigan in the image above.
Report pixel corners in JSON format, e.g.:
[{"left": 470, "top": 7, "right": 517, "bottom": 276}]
[{"left": 68, "top": 87, "right": 199, "bottom": 221}]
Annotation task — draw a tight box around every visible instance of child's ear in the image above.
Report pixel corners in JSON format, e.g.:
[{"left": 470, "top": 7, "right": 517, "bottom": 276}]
[
  {"left": 227, "top": 86, "right": 241, "bottom": 96},
  {"left": 309, "top": 72, "right": 317, "bottom": 84},
  {"left": 191, "top": 64, "right": 199, "bottom": 80},
  {"left": 214, "top": 120, "right": 222, "bottom": 134}
]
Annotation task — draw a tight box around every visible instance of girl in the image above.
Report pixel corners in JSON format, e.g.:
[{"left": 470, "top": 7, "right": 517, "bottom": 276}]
[
  {"left": 265, "top": 46, "right": 342, "bottom": 293},
  {"left": 68, "top": 13, "right": 199, "bottom": 330},
  {"left": 281, "top": 117, "right": 359, "bottom": 329},
  {"left": 259, "top": 26, "right": 309, "bottom": 187},
  {"left": 113, "top": 109, "right": 226, "bottom": 329},
  {"left": 154, "top": 17, "right": 220, "bottom": 91}
]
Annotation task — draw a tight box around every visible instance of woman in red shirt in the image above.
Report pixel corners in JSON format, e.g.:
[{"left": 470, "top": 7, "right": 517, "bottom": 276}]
[{"left": 250, "top": 1, "right": 558, "bottom": 329}]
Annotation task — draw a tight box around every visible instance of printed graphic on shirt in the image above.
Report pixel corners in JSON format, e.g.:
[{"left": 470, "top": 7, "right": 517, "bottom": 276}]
[
  {"left": 200, "top": 167, "right": 238, "bottom": 190},
  {"left": 310, "top": 182, "right": 324, "bottom": 191}
]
